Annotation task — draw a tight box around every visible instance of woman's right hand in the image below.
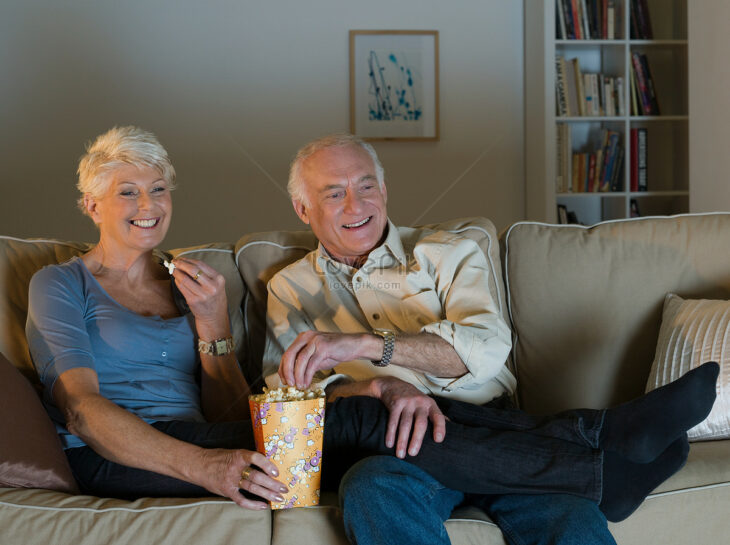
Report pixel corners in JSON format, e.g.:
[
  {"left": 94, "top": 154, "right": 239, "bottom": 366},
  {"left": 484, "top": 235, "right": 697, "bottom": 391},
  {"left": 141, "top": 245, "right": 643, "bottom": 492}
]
[{"left": 196, "top": 447, "right": 288, "bottom": 510}]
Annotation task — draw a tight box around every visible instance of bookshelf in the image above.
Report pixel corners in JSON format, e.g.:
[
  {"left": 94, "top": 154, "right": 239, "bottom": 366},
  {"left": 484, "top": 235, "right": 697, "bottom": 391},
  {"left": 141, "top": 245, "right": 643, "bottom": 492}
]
[{"left": 525, "top": 0, "right": 688, "bottom": 224}]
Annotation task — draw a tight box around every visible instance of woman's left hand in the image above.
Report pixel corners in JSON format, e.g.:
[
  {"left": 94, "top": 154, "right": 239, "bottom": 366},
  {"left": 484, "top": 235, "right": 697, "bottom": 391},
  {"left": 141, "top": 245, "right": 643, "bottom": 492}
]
[{"left": 170, "top": 258, "right": 230, "bottom": 335}]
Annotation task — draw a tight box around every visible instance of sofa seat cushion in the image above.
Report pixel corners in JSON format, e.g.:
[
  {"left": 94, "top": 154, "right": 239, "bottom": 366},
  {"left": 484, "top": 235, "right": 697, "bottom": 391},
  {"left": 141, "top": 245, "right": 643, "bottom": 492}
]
[
  {"left": 501, "top": 214, "right": 730, "bottom": 414},
  {"left": 269, "top": 491, "right": 507, "bottom": 545},
  {"left": 653, "top": 439, "right": 730, "bottom": 495},
  {"left": 0, "top": 488, "right": 271, "bottom": 545}
]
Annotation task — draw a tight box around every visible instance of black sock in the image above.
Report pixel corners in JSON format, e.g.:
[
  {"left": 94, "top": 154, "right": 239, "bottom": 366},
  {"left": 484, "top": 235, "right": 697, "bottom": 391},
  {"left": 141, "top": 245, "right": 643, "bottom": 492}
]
[
  {"left": 600, "top": 361, "right": 718, "bottom": 463},
  {"left": 599, "top": 435, "right": 689, "bottom": 522}
]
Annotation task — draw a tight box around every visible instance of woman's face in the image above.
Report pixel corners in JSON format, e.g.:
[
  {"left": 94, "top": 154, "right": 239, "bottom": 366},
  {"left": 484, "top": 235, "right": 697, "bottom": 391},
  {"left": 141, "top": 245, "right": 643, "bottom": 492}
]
[{"left": 87, "top": 164, "right": 172, "bottom": 252}]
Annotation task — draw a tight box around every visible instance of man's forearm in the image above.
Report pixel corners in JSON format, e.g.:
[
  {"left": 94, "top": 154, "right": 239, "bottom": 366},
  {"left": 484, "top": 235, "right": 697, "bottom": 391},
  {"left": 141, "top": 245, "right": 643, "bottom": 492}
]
[{"left": 355, "top": 332, "right": 467, "bottom": 378}]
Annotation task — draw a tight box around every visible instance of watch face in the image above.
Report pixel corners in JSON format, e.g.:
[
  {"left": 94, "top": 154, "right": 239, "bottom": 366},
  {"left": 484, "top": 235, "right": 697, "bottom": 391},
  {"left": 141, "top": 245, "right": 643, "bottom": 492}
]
[{"left": 214, "top": 340, "right": 228, "bottom": 354}]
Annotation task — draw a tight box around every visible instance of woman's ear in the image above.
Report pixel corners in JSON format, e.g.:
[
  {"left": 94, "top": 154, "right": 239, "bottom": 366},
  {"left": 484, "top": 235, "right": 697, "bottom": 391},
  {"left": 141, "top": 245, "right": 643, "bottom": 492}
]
[{"left": 84, "top": 194, "right": 102, "bottom": 225}]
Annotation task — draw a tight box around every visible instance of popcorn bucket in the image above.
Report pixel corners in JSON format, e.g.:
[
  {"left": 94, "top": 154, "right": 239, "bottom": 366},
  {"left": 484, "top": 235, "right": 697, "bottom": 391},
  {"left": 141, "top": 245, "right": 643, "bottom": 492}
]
[{"left": 249, "top": 394, "right": 326, "bottom": 509}]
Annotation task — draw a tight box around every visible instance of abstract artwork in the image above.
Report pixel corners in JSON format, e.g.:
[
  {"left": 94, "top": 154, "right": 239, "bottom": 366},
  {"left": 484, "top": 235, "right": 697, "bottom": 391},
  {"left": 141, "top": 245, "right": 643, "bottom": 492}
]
[{"left": 350, "top": 30, "right": 439, "bottom": 141}]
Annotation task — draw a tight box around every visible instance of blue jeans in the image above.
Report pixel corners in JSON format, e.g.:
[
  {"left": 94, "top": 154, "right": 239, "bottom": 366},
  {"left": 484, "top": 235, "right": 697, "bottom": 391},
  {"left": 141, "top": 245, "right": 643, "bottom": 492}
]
[{"left": 340, "top": 456, "right": 616, "bottom": 545}]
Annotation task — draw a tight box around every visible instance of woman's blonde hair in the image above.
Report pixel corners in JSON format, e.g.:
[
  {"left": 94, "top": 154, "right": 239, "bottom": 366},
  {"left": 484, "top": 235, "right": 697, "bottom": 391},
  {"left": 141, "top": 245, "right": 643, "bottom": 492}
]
[{"left": 76, "top": 126, "right": 176, "bottom": 215}]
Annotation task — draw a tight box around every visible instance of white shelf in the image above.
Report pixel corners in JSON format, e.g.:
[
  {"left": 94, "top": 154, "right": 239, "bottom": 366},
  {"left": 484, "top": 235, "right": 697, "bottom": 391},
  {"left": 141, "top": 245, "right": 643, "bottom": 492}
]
[{"left": 525, "top": 0, "right": 689, "bottom": 225}]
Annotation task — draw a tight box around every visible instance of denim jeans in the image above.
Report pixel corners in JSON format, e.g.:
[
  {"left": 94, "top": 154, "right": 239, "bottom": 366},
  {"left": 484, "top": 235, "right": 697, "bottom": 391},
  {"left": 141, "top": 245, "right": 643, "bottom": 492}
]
[
  {"left": 340, "top": 456, "right": 617, "bottom": 545},
  {"left": 67, "top": 396, "right": 604, "bottom": 503},
  {"left": 324, "top": 396, "right": 604, "bottom": 501}
]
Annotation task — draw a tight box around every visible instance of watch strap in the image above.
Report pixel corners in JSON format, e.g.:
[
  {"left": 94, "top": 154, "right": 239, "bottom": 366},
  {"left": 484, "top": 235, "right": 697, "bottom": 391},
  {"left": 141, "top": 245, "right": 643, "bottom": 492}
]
[{"left": 372, "top": 329, "right": 395, "bottom": 367}]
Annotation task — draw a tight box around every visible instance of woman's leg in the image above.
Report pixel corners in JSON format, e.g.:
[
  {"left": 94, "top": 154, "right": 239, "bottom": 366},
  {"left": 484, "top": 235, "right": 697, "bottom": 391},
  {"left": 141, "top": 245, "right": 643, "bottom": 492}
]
[{"left": 65, "top": 420, "right": 255, "bottom": 499}]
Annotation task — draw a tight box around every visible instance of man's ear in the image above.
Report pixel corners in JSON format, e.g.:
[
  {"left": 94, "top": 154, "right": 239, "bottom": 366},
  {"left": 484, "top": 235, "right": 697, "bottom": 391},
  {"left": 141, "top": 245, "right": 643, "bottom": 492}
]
[
  {"left": 292, "top": 199, "right": 310, "bottom": 225},
  {"left": 381, "top": 179, "right": 387, "bottom": 203},
  {"left": 84, "top": 194, "right": 102, "bottom": 225}
]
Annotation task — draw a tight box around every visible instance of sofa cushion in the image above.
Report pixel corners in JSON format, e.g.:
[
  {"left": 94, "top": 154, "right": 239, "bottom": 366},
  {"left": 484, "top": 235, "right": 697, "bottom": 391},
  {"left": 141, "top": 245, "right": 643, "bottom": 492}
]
[
  {"left": 0, "top": 236, "right": 91, "bottom": 384},
  {"left": 234, "top": 217, "right": 510, "bottom": 389},
  {"left": 0, "top": 488, "right": 271, "bottom": 545},
  {"left": 501, "top": 214, "right": 730, "bottom": 414},
  {"left": 646, "top": 294, "right": 730, "bottom": 440},
  {"left": 0, "top": 353, "right": 78, "bottom": 493}
]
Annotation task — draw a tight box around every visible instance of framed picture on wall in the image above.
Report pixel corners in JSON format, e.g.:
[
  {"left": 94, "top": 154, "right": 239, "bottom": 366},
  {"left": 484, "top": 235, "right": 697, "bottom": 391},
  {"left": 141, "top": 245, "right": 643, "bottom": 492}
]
[{"left": 349, "top": 30, "right": 439, "bottom": 141}]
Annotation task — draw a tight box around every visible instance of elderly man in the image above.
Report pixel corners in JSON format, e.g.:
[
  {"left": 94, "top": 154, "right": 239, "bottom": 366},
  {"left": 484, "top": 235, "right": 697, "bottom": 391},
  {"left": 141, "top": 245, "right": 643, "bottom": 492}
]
[{"left": 262, "top": 134, "right": 715, "bottom": 545}]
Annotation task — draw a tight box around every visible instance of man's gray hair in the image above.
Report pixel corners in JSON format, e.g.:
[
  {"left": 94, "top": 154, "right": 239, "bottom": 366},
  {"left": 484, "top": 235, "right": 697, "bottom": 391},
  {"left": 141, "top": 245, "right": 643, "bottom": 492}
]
[
  {"left": 288, "top": 134, "right": 385, "bottom": 205},
  {"left": 76, "top": 126, "right": 176, "bottom": 216}
]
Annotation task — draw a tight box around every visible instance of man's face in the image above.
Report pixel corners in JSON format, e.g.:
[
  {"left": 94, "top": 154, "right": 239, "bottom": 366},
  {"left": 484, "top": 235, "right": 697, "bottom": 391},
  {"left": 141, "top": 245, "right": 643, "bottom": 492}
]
[{"left": 294, "top": 144, "right": 388, "bottom": 267}]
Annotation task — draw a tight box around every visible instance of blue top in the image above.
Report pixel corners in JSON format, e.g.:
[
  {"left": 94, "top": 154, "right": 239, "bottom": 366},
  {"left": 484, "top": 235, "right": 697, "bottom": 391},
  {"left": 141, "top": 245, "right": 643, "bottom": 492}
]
[{"left": 26, "top": 257, "right": 204, "bottom": 449}]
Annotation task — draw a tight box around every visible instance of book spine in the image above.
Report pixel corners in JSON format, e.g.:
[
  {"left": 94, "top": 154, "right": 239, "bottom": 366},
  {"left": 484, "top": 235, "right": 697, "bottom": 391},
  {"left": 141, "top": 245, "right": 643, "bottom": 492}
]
[
  {"left": 571, "top": 0, "right": 582, "bottom": 39},
  {"left": 630, "top": 128, "right": 639, "bottom": 192},
  {"left": 616, "top": 76, "right": 625, "bottom": 116},
  {"left": 601, "top": 0, "right": 608, "bottom": 39},
  {"left": 601, "top": 131, "right": 619, "bottom": 191},
  {"left": 572, "top": 153, "right": 581, "bottom": 193},
  {"left": 637, "top": 127, "right": 648, "bottom": 191},
  {"left": 631, "top": 52, "right": 652, "bottom": 115},
  {"left": 629, "top": 63, "right": 640, "bottom": 115},
  {"left": 610, "top": 145, "right": 624, "bottom": 191},
  {"left": 607, "top": 0, "right": 615, "bottom": 39},
  {"left": 573, "top": 58, "right": 586, "bottom": 115},
  {"left": 587, "top": 152, "right": 597, "bottom": 192},
  {"left": 580, "top": 0, "right": 591, "bottom": 39},
  {"left": 563, "top": 0, "right": 576, "bottom": 39},
  {"left": 640, "top": 53, "right": 661, "bottom": 115},
  {"left": 565, "top": 124, "right": 573, "bottom": 191},
  {"left": 638, "top": 0, "right": 654, "bottom": 39},
  {"left": 556, "top": 0, "right": 567, "bottom": 40},
  {"left": 630, "top": 0, "right": 641, "bottom": 39},
  {"left": 555, "top": 55, "right": 568, "bottom": 116},
  {"left": 593, "top": 148, "right": 603, "bottom": 193}
]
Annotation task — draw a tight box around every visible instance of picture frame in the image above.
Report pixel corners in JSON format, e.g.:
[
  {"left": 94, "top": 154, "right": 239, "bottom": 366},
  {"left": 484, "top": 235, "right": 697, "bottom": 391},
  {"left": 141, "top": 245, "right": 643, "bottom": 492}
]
[{"left": 349, "top": 30, "right": 439, "bottom": 141}]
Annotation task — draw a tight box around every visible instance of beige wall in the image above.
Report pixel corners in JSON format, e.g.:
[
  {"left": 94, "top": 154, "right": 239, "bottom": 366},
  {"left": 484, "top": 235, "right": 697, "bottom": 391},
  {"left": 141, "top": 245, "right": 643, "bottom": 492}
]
[
  {"left": 0, "top": 0, "right": 524, "bottom": 248},
  {"left": 689, "top": 0, "right": 730, "bottom": 213}
]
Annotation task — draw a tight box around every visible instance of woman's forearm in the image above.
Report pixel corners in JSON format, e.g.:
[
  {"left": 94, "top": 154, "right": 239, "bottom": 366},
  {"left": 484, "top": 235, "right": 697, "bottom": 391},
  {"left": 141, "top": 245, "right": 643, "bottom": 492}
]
[{"left": 65, "top": 392, "right": 205, "bottom": 484}]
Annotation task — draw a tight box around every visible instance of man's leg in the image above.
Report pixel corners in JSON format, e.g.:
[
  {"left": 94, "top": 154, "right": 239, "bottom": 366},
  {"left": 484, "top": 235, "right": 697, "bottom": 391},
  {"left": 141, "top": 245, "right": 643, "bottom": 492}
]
[
  {"left": 339, "top": 456, "right": 464, "bottom": 545},
  {"left": 476, "top": 493, "right": 617, "bottom": 545}
]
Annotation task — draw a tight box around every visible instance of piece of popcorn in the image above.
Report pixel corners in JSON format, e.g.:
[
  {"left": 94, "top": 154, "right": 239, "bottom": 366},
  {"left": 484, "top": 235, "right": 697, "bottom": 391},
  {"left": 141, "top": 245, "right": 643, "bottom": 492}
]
[
  {"left": 250, "top": 386, "right": 325, "bottom": 403},
  {"left": 163, "top": 260, "right": 176, "bottom": 275}
]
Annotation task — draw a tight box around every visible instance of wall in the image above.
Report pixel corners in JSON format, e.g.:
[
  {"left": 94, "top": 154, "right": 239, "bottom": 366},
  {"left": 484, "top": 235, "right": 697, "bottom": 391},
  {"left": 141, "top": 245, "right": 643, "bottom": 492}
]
[
  {"left": 0, "top": 0, "right": 524, "bottom": 248},
  {"left": 689, "top": 0, "right": 730, "bottom": 213}
]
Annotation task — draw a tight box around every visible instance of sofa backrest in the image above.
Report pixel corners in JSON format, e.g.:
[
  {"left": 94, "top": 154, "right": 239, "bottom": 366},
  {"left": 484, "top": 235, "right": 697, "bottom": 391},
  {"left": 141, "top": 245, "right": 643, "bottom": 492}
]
[
  {"left": 0, "top": 236, "right": 245, "bottom": 388},
  {"left": 501, "top": 213, "right": 730, "bottom": 415},
  {"left": 235, "top": 217, "right": 509, "bottom": 388}
]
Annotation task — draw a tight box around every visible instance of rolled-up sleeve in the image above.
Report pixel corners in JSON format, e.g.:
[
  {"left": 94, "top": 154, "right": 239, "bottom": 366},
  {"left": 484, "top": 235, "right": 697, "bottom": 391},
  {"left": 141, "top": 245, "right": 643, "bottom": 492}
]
[{"left": 418, "top": 238, "right": 512, "bottom": 394}]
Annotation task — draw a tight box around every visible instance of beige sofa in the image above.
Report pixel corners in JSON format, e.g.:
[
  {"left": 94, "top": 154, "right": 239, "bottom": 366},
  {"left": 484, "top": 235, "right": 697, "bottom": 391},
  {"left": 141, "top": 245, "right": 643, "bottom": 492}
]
[{"left": 2, "top": 214, "right": 729, "bottom": 544}]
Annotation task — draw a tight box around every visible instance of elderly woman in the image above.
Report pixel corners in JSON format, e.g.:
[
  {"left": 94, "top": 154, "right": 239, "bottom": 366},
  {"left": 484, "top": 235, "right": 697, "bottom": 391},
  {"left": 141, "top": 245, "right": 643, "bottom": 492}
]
[{"left": 26, "top": 126, "right": 717, "bottom": 520}]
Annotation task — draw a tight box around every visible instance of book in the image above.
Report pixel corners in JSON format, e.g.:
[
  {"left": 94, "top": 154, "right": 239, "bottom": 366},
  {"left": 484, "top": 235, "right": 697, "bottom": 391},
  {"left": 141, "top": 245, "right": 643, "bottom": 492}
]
[
  {"left": 637, "top": 127, "right": 648, "bottom": 191},
  {"left": 570, "top": 0, "right": 582, "bottom": 39},
  {"left": 629, "top": 62, "right": 640, "bottom": 115},
  {"left": 639, "top": 53, "right": 661, "bottom": 114},
  {"left": 556, "top": 0, "right": 567, "bottom": 39},
  {"left": 630, "top": 128, "right": 639, "bottom": 192},
  {"left": 631, "top": 52, "right": 653, "bottom": 115},
  {"left": 555, "top": 56, "right": 568, "bottom": 116},
  {"left": 609, "top": 145, "right": 624, "bottom": 191},
  {"left": 572, "top": 58, "right": 586, "bottom": 116},
  {"left": 558, "top": 204, "right": 569, "bottom": 224},
  {"left": 607, "top": 0, "right": 615, "bottom": 39},
  {"left": 564, "top": 59, "right": 579, "bottom": 116},
  {"left": 587, "top": 152, "right": 597, "bottom": 192},
  {"left": 600, "top": 131, "right": 620, "bottom": 192}
]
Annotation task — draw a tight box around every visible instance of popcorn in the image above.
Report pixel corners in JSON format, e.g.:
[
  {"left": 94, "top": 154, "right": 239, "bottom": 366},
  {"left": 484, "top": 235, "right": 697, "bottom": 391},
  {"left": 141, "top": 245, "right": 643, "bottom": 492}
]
[
  {"left": 250, "top": 386, "right": 325, "bottom": 404},
  {"left": 163, "top": 260, "right": 176, "bottom": 275}
]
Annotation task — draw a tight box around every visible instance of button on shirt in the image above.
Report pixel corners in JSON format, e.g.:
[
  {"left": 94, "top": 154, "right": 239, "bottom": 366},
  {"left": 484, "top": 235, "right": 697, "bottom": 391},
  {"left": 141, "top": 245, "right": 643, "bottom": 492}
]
[{"left": 264, "top": 220, "right": 515, "bottom": 404}]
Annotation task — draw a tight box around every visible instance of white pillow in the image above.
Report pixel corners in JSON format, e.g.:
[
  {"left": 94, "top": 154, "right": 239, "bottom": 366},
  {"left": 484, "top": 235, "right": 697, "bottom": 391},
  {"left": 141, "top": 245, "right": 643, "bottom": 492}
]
[{"left": 646, "top": 293, "right": 729, "bottom": 441}]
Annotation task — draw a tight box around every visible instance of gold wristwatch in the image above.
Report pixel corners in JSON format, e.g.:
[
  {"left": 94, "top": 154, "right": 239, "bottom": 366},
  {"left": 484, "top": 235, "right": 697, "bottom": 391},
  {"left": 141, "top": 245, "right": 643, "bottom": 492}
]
[{"left": 198, "top": 336, "right": 235, "bottom": 356}]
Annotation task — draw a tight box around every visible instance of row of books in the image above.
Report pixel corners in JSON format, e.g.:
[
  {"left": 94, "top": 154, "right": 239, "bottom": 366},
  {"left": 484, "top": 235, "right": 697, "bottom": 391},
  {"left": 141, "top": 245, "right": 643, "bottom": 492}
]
[
  {"left": 556, "top": 0, "right": 620, "bottom": 40},
  {"left": 556, "top": 127, "right": 624, "bottom": 193},
  {"left": 630, "top": 0, "right": 653, "bottom": 39},
  {"left": 556, "top": 126, "right": 649, "bottom": 193},
  {"left": 630, "top": 52, "right": 660, "bottom": 115},
  {"left": 556, "top": 56, "right": 625, "bottom": 117}
]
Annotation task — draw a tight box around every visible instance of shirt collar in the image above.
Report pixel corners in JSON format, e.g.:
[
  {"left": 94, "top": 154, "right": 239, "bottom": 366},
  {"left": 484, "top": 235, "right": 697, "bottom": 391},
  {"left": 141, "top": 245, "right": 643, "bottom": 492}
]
[{"left": 315, "top": 218, "right": 407, "bottom": 272}]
